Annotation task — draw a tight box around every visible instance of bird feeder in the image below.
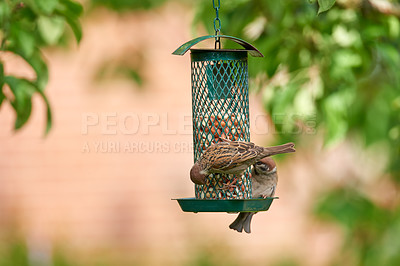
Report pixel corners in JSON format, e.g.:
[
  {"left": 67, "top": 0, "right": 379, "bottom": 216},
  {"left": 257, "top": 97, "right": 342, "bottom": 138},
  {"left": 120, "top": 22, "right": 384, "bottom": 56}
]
[{"left": 172, "top": 35, "right": 278, "bottom": 213}]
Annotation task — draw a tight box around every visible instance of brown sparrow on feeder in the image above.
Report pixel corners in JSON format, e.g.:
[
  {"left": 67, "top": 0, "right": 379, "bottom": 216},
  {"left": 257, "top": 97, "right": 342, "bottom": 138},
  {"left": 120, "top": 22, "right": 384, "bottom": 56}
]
[
  {"left": 190, "top": 138, "right": 294, "bottom": 185},
  {"left": 229, "top": 157, "right": 278, "bottom": 233}
]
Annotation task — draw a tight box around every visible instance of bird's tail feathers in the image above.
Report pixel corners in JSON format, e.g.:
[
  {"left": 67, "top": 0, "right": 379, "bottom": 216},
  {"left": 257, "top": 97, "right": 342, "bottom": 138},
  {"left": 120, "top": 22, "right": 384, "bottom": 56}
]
[
  {"left": 243, "top": 212, "right": 255, "bottom": 234},
  {"left": 229, "top": 212, "right": 250, "bottom": 233},
  {"left": 262, "top": 142, "right": 295, "bottom": 157}
]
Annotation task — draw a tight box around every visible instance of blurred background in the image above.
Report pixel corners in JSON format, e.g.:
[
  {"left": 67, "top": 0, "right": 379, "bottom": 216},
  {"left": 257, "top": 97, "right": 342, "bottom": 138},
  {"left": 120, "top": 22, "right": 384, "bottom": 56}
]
[{"left": 1, "top": 0, "right": 400, "bottom": 265}]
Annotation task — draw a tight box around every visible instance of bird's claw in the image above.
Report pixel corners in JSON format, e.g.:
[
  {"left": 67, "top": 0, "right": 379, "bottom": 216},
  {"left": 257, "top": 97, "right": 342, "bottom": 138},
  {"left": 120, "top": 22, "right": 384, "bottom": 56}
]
[{"left": 221, "top": 178, "right": 238, "bottom": 191}]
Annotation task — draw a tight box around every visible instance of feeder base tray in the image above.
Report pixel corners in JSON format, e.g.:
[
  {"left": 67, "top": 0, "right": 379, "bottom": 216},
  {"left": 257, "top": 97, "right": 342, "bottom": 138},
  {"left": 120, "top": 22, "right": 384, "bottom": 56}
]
[{"left": 173, "top": 197, "right": 278, "bottom": 213}]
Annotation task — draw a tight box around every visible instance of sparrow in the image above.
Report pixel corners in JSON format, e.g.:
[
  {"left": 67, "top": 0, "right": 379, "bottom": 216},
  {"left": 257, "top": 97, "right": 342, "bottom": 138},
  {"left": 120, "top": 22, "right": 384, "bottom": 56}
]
[
  {"left": 229, "top": 157, "right": 278, "bottom": 234},
  {"left": 190, "top": 138, "right": 294, "bottom": 185}
]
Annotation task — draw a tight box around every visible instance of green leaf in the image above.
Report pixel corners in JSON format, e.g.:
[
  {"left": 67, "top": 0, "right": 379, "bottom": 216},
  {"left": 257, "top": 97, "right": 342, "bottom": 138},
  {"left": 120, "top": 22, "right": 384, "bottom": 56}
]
[
  {"left": 0, "top": 62, "right": 4, "bottom": 107},
  {"left": 10, "top": 48, "right": 48, "bottom": 91},
  {"left": 65, "top": 16, "right": 82, "bottom": 43},
  {"left": 0, "top": 89, "right": 4, "bottom": 107},
  {"left": 38, "top": 16, "right": 65, "bottom": 45},
  {"left": 0, "top": 61, "right": 3, "bottom": 84},
  {"left": 27, "top": 50, "right": 49, "bottom": 91},
  {"left": 12, "top": 26, "right": 36, "bottom": 57},
  {"left": 0, "top": 2, "right": 11, "bottom": 23},
  {"left": 54, "top": 0, "right": 83, "bottom": 42},
  {"left": 31, "top": 0, "right": 59, "bottom": 15},
  {"left": 365, "top": 89, "right": 392, "bottom": 145},
  {"left": 4, "top": 76, "right": 52, "bottom": 134},
  {"left": 4, "top": 76, "right": 35, "bottom": 130},
  {"left": 126, "top": 68, "right": 143, "bottom": 86},
  {"left": 271, "top": 85, "right": 299, "bottom": 115},
  {"left": 317, "top": 0, "right": 336, "bottom": 15},
  {"left": 59, "top": 0, "right": 83, "bottom": 16},
  {"left": 322, "top": 91, "right": 351, "bottom": 146},
  {"left": 34, "top": 86, "right": 52, "bottom": 135},
  {"left": 333, "top": 50, "right": 362, "bottom": 68}
]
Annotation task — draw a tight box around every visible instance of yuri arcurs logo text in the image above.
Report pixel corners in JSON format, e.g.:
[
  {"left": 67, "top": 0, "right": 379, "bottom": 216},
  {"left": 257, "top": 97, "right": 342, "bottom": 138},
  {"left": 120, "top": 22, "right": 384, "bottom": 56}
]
[{"left": 81, "top": 141, "right": 193, "bottom": 154}]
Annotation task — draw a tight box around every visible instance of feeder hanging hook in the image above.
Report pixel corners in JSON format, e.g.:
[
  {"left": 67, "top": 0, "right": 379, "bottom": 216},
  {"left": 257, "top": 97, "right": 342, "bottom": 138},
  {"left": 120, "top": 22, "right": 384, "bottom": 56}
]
[{"left": 213, "top": 0, "right": 221, "bottom": 49}]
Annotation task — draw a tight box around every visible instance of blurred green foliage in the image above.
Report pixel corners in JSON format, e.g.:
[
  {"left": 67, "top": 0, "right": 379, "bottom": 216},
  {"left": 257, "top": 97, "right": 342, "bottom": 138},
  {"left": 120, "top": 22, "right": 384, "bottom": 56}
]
[
  {"left": 0, "top": 237, "right": 79, "bottom": 266},
  {"left": 88, "top": 0, "right": 165, "bottom": 89},
  {"left": 0, "top": 0, "right": 83, "bottom": 134},
  {"left": 0, "top": 237, "right": 29, "bottom": 266},
  {"left": 90, "top": 0, "right": 166, "bottom": 12},
  {"left": 184, "top": 242, "right": 239, "bottom": 266},
  {"left": 192, "top": 0, "right": 400, "bottom": 265},
  {"left": 315, "top": 187, "right": 400, "bottom": 266},
  {"left": 96, "top": 63, "right": 144, "bottom": 87},
  {"left": 93, "top": 54, "right": 145, "bottom": 90},
  {"left": 193, "top": 0, "right": 400, "bottom": 180}
]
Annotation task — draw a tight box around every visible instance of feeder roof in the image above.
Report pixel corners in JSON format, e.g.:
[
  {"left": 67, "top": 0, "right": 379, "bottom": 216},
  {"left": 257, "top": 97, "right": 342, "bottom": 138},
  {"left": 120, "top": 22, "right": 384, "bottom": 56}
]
[{"left": 173, "top": 35, "right": 264, "bottom": 58}]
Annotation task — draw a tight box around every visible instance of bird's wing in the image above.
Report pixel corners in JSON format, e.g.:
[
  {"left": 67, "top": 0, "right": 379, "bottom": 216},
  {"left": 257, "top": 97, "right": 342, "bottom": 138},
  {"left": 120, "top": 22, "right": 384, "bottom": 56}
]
[
  {"left": 226, "top": 141, "right": 263, "bottom": 168},
  {"left": 205, "top": 141, "right": 262, "bottom": 171}
]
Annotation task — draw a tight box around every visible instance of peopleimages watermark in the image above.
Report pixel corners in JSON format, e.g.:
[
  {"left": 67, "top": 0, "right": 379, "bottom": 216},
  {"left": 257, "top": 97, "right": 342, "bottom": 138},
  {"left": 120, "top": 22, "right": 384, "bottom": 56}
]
[
  {"left": 81, "top": 112, "right": 317, "bottom": 136},
  {"left": 81, "top": 112, "right": 316, "bottom": 153}
]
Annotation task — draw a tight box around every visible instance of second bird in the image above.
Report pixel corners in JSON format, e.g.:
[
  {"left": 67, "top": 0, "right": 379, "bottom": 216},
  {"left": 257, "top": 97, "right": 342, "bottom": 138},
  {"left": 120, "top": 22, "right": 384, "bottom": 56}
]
[
  {"left": 229, "top": 157, "right": 278, "bottom": 233},
  {"left": 190, "top": 138, "right": 295, "bottom": 185}
]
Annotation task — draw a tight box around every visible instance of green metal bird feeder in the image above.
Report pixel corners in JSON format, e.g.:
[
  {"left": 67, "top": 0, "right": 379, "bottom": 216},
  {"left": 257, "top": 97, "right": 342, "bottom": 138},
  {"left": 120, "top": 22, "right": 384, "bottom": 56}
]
[{"left": 172, "top": 2, "right": 277, "bottom": 213}]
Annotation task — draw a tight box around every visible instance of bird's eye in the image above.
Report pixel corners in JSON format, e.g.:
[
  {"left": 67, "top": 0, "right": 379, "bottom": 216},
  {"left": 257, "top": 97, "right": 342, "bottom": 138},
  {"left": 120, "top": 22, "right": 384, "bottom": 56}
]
[{"left": 256, "top": 162, "right": 263, "bottom": 165}]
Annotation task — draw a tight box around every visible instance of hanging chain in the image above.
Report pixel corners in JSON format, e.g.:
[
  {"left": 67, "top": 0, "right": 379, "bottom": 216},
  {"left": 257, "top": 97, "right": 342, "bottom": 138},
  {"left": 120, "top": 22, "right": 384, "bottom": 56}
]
[{"left": 213, "top": 0, "right": 221, "bottom": 49}]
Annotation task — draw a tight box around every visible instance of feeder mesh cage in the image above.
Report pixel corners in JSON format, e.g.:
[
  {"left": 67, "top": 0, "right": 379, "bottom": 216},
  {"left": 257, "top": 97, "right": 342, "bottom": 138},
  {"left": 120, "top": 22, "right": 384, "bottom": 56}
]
[{"left": 191, "top": 51, "right": 251, "bottom": 200}]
